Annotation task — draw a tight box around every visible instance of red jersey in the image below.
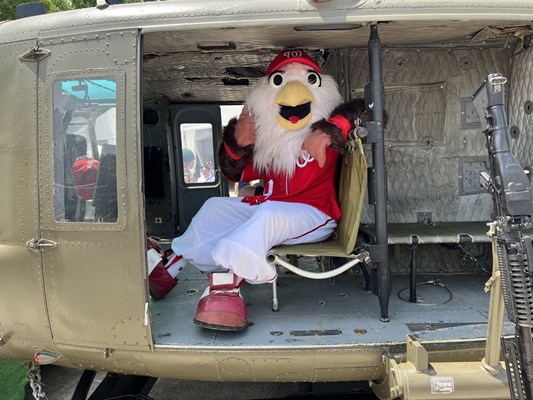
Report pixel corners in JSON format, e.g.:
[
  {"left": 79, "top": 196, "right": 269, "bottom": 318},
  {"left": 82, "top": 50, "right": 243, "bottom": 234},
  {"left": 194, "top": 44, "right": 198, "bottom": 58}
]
[{"left": 241, "top": 148, "right": 341, "bottom": 221}]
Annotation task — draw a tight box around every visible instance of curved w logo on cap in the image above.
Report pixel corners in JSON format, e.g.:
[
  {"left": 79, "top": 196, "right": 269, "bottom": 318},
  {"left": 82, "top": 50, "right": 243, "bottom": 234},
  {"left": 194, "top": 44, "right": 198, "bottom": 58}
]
[
  {"left": 265, "top": 48, "right": 322, "bottom": 76},
  {"left": 282, "top": 49, "right": 303, "bottom": 59}
]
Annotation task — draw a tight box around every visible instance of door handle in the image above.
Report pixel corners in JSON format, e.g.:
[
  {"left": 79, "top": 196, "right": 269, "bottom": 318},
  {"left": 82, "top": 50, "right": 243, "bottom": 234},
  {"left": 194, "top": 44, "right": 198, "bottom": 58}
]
[{"left": 27, "top": 238, "right": 58, "bottom": 251}]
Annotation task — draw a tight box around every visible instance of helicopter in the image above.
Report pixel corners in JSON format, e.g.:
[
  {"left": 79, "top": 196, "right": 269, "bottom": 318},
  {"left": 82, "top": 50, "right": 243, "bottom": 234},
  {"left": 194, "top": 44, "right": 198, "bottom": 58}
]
[{"left": 2, "top": 1, "right": 533, "bottom": 399}]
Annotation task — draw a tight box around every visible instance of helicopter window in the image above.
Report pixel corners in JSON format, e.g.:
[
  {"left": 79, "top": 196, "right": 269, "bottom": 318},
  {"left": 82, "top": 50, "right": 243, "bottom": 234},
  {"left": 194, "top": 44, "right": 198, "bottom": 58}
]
[
  {"left": 52, "top": 77, "right": 118, "bottom": 223},
  {"left": 180, "top": 123, "right": 216, "bottom": 185}
]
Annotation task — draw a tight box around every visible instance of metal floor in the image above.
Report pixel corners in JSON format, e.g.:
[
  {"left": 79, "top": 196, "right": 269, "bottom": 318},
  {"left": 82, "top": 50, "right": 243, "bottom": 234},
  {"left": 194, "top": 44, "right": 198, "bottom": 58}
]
[{"left": 151, "top": 259, "right": 513, "bottom": 348}]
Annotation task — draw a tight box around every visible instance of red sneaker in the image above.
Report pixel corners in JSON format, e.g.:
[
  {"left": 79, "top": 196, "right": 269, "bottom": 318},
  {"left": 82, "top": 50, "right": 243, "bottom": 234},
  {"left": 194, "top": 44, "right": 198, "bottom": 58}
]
[
  {"left": 193, "top": 273, "right": 248, "bottom": 331},
  {"left": 148, "top": 261, "right": 177, "bottom": 300},
  {"left": 147, "top": 242, "right": 183, "bottom": 300}
]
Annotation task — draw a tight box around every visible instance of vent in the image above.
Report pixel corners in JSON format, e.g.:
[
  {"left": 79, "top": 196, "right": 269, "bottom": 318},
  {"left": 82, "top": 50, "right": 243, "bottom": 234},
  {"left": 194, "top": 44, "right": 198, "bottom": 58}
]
[
  {"left": 222, "top": 78, "right": 249, "bottom": 86},
  {"left": 290, "top": 329, "right": 342, "bottom": 337},
  {"left": 225, "top": 67, "right": 265, "bottom": 78},
  {"left": 197, "top": 41, "right": 236, "bottom": 51},
  {"left": 459, "top": 156, "right": 489, "bottom": 196}
]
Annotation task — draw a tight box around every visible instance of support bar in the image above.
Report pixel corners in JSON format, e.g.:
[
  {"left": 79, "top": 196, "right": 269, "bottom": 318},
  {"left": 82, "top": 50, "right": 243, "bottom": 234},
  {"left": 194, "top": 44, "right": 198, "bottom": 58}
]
[{"left": 367, "top": 23, "right": 390, "bottom": 321}]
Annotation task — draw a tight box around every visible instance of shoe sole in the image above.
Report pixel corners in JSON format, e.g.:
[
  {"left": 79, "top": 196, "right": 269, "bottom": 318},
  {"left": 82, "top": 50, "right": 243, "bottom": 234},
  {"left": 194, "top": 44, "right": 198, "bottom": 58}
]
[{"left": 193, "top": 318, "right": 248, "bottom": 332}]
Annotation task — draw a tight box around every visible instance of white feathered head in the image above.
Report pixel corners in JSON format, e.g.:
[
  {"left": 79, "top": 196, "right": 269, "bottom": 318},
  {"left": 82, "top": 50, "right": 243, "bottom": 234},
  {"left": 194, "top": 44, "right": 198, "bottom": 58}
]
[{"left": 246, "top": 49, "right": 342, "bottom": 176}]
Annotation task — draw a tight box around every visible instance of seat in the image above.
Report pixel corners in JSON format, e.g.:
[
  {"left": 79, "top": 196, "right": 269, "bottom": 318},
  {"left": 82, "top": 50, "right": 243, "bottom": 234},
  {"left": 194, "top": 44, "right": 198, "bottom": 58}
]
[
  {"left": 267, "top": 137, "right": 371, "bottom": 311},
  {"left": 93, "top": 147, "right": 118, "bottom": 222}
]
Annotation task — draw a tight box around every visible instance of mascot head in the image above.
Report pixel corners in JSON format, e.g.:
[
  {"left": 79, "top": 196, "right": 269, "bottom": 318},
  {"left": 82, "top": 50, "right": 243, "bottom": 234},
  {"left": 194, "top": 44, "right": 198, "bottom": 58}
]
[{"left": 247, "top": 49, "right": 342, "bottom": 176}]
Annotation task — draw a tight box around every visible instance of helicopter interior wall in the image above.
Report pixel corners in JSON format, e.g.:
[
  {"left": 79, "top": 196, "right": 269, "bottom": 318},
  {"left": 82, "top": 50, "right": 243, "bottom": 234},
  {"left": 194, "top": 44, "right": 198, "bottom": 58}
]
[
  {"left": 143, "top": 98, "right": 176, "bottom": 238},
  {"left": 347, "top": 46, "right": 512, "bottom": 226},
  {"left": 349, "top": 44, "right": 533, "bottom": 275},
  {"left": 509, "top": 43, "right": 533, "bottom": 178},
  {"left": 141, "top": 35, "right": 530, "bottom": 348}
]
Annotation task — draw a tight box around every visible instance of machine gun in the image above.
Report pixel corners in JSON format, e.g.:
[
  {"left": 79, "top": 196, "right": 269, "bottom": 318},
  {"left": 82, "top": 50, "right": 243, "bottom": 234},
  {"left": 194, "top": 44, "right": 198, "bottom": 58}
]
[{"left": 473, "top": 73, "right": 533, "bottom": 400}]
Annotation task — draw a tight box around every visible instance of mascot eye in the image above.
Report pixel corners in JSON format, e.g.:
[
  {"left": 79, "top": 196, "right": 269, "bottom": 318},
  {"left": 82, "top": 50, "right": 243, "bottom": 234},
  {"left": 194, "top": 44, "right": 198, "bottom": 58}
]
[
  {"left": 269, "top": 72, "right": 284, "bottom": 87},
  {"left": 307, "top": 72, "right": 321, "bottom": 87}
]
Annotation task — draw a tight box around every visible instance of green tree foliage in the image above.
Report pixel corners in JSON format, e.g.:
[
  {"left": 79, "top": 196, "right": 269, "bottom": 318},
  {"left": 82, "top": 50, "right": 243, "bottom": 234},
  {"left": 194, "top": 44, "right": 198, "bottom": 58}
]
[
  {"left": 0, "top": 0, "right": 24, "bottom": 20},
  {"left": 71, "top": 0, "right": 95, "bottom": 9},
  {"left": 1, "top": 0, "right": 144, "bottom": 20},
  {"left": 43, "top": 0, "right": 72, "bottom": 13}
]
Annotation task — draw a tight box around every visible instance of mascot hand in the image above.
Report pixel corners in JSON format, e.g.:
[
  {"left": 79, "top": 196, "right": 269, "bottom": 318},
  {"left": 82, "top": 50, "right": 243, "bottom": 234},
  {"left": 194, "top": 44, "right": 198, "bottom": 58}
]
[
  {"left": 303, "top": 130, "right": 332, "bottom": 168},
  {"left": 234, "top": 106, "right": 256, "bottom": 147}
]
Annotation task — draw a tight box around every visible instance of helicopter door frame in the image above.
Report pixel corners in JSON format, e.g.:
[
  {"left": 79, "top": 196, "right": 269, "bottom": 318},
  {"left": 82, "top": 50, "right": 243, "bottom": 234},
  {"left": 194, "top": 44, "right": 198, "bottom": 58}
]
[
  {"left": 36, "top": 29, "right": 152, "bottom": 353},
  {"left": 170, "top": 104, "right": 228, "bottom": 235},
  {"left": 0, "top": 39, "right": 55, "bottom": 353}
]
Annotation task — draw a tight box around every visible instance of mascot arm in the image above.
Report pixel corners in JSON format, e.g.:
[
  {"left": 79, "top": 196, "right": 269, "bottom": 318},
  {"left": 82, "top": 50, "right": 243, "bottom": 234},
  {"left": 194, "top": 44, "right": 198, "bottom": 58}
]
[
  {"left": 310, "top": 98, "right": 370, "bottom": 153},
  {"left": 218, "top": 117, "right": 254, "bottom": 182}
]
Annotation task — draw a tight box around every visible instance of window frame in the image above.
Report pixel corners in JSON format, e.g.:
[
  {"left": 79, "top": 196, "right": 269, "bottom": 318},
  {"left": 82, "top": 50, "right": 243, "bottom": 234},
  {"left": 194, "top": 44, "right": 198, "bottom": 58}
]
[
  {"left": 178, "top": 122, "right": 219, "bottom": 187},
  {"left": 42, "top": 69, "right": 127, "bottom": 231}
]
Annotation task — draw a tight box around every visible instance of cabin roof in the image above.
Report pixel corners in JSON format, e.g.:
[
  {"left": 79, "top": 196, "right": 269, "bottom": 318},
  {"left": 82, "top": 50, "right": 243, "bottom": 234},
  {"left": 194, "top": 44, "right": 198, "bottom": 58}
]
[{"left": 2, "top": 0, "right": 532, "bottom": 102}]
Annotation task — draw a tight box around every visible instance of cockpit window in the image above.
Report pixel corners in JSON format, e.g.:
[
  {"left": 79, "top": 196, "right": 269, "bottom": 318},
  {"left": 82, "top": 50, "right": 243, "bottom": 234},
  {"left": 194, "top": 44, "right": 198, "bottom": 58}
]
[
  {"left": 52, "top": 77, "right": 118, "bottom": 223},
  {"left": 180, "top": 123, "right": 216, "bottom": 185}
]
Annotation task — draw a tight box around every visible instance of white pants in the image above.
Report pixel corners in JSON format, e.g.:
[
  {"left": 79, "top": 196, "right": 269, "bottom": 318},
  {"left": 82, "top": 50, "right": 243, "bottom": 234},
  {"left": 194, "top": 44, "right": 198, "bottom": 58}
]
[{"left": 171, "top": 197, "right": 336, "bottom": 284}]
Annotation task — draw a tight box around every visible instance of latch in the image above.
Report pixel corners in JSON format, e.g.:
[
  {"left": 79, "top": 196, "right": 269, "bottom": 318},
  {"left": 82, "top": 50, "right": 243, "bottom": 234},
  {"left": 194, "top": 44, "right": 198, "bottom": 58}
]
[
  {"left": 26, "top": 238, "right": 58, "bottom": 251},
  {"left": 19, "top": 47, "right": 51, "bottom": 62}
]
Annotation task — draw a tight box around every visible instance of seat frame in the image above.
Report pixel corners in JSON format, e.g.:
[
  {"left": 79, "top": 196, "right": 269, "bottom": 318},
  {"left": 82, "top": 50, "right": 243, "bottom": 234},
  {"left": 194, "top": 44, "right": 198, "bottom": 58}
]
[{"left": 267, "top": 137, "right": 370, "bottom": 311}]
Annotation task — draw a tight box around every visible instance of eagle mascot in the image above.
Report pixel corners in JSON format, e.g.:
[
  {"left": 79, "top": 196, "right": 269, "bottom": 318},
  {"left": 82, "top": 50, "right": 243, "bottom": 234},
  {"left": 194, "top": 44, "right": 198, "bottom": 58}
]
[{"left": 163, "top": 49, "right": 371, "bottom": 331}]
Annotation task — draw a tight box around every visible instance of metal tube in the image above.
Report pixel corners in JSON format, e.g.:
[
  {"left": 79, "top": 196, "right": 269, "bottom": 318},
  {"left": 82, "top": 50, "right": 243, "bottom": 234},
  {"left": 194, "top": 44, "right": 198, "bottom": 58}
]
[
  {"left": 483, "top": 235, "right": 505, "bottom": 371},
  {"left": 272, "top": 253, "right": 367, "bottom": 279},
  {"left": 372, "top": 336, "right": 511, "bottom": 400},
  {"left": 409, "top": 238, "right": 418, "bottom": 303},
  {"left": 272, "top": 279, "right": 279, "bottom": 312},
  {"left": 368, "top": 24, "right": 390, "bottom": 321},
  {"left": 392, "top": 361, "right": 509, "bottom": 399}
]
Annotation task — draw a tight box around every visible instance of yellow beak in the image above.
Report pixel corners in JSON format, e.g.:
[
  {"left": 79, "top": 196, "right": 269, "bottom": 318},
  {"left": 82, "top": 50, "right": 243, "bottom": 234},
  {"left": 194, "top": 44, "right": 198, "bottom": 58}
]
[{"left": 276, "top": 80, "right": 313, "bottom": 131}]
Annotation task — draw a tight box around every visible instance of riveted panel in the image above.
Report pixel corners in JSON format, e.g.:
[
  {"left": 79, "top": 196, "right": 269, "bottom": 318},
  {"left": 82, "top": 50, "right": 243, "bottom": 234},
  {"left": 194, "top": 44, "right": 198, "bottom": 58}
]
[
  {"left": 348, "top": 47, "right": 510, "bottom": 224},
  {"left": 0, "top": 39, "right": 54, "bottom": 354},
  {"left": 509, "top": 46, "right": 533, "bottom": 178},
  {"left": 36, "top": 30, "right": 149, "bottom": 350}
]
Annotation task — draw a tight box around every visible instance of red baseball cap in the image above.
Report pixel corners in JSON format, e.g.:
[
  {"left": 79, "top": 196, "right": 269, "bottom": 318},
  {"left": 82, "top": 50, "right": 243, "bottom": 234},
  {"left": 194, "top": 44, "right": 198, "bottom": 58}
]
[
  {"left": 265, "top": 49, "right": 322, "bottom": 76},
  {"left": 72, "top": 158, "right": 99, "bottom": 200}
]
